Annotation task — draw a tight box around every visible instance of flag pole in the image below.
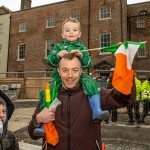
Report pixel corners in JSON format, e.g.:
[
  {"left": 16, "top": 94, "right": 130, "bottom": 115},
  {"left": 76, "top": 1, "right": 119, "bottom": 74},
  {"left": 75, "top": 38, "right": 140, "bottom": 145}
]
[{"left": 81, "top": 41, "right": 147, "bottom": 52}]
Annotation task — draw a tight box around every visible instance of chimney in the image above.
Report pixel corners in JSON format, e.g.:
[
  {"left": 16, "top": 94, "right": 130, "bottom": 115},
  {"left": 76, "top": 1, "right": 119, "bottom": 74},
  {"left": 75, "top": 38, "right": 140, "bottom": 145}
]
[{"left": 21, "top": 0, "right": 32, "bottom": 10}]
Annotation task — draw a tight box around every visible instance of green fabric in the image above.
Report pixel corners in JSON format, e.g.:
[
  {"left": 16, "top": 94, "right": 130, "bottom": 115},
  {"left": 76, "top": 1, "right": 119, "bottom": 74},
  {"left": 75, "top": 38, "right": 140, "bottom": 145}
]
[
  {"left": 100, "top": 41, "right": 146, "bottom": 53},
  {"left": 39, "top": 81, "right": 59, "bottom": 110},
  {"left": 80, "top": 73, "right": 99, "bottom": 95},
  {"left": 46, "top": 39, "right": 92, "bottom": 69}
]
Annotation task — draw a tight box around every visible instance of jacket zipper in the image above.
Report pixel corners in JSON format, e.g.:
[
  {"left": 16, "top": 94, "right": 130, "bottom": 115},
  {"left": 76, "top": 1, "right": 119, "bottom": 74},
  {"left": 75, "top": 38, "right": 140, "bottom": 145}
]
[{"left": 67, "top": 91, "right": 71, "bottom": 150}]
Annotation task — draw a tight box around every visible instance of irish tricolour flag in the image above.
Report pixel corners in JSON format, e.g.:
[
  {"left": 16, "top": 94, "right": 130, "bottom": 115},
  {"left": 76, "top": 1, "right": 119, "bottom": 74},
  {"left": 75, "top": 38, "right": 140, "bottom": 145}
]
[{"left": 110, "top": 41, "right": 146, "bottom": 95}]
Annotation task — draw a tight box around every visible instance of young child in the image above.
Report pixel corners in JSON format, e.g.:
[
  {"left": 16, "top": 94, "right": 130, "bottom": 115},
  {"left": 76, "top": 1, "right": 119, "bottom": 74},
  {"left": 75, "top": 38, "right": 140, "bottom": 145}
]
[
  {"left": 0, "top": 98, "right": 19, "bottom": 150},
  {"left": 33, "top": 18, "right": 110, "bottom": 136}
]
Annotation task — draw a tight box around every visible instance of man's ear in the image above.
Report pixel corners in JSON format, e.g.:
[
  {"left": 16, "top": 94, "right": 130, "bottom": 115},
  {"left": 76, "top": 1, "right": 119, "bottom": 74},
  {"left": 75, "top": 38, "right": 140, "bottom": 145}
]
[{"left": 57, "top": 68, "right": 60, "bottom": 75}]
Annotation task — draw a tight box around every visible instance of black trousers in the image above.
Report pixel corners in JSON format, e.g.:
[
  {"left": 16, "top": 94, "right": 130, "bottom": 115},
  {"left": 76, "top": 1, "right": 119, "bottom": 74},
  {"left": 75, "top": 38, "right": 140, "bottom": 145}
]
[
  {"left": 141, "top": 100, "right": 150, "bottom": 122},
  {"left": 127, "top": 101, "right": 140, "bottom": 123}
]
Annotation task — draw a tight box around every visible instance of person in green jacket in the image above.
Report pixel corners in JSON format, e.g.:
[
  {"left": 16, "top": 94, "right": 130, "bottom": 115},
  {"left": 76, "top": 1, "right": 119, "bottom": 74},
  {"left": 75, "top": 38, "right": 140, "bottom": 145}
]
[
  {"left": 140, "top": 77, "right": 150, "bottom": 123},
  {"left": 33, "top": 18, "right": 110, "bottom": 136}
]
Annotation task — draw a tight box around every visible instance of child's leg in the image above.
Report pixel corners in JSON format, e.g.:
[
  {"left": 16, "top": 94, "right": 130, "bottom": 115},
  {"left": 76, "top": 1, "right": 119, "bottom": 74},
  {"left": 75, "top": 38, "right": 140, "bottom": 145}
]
[
  {"left": 80, "top": 73, "right": 110, "bottom": 121},
  {"left": 33, "top": 124, "right": 45, "bottom": 137}
]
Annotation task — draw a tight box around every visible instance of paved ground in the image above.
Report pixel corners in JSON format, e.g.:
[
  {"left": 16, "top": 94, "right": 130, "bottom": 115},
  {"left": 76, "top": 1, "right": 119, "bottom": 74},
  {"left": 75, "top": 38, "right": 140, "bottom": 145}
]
[{"left": 8, "top": 99, "right": 150, "bottom": 150}]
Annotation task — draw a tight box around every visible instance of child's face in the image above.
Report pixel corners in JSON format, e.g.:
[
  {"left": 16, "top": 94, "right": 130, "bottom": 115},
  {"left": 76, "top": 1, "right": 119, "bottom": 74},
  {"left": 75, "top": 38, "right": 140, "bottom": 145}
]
[
  {"left": 61, "top": 21, "right": 81, "bottom": 42},
  {"left": 0, "top": 104, "right": 7, "bottom": 124}
]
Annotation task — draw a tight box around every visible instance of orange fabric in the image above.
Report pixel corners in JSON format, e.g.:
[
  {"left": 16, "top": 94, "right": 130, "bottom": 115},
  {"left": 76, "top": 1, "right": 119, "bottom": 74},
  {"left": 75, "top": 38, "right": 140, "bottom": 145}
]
[
  {"left": 112, "top": 53, "right": 134, "bottom": 95},
  {"left": 44, "top": 122, "right": 59, "bottom": 146},
  {"left": 102, "top": 143, "right": 106, "bottom": 150}
]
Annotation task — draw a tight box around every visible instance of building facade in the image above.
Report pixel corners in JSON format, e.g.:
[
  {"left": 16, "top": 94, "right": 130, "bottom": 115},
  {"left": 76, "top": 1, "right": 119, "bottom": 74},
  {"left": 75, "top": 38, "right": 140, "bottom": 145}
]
[
  {"left": 127, "top": 2, "right": 150, "bottom": 79},
  {"left": 0, "top": 6, "right": 11, "bottom": 77},
  {"left": 7, "top": 0, "right": 150, "bottom": 79}
]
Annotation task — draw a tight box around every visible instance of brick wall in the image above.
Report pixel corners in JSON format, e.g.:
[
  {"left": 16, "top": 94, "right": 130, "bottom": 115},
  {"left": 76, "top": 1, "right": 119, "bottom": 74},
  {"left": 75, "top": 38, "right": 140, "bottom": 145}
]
[{"left": 7, "top": 0, "right": 150, "bottom": 76}]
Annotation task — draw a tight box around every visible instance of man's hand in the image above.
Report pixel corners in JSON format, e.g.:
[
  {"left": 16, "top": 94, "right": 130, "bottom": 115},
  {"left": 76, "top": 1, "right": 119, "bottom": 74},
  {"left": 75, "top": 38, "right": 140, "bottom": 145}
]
[
  {"left": 57, "top": 50, "right": 68, "bottom": 58},
  {"left": 70, "top": 50, "right": 83, "bottom": 58},
  {"left": 36, "top": 108, "right": 56, "bottom": 124}
]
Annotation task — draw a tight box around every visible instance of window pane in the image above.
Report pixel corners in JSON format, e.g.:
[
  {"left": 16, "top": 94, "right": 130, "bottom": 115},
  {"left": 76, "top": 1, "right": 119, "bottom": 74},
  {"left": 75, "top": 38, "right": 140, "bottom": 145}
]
[
  {"left": 19, "top": 22, "right": 26, "bottom": 32},
  {"left": 47, "top": 17, "right": 55, "bottom": 27},
  {"left": 46, "top": 40, "right": 55, "bottom": 55},
  {"left": 70, "top": 12, "right": 80, "bottom": 21},
  {"left": 138, "top": 48, "right": 146, "bottom": 57},
  {"left": 100, "top": 33, "right": 111, "bottom": 53},
  {"left": 137, "top": 18, "right": 145, "bottom": 28},
  {"left": 100, "top": 8, "right": 111, "bottom": 20},
  {"left": 16, "top": 71, "right": 24, "bottom": 78},
  {"left": 19, "top": 43, "right": 25, "bottom": 59}
]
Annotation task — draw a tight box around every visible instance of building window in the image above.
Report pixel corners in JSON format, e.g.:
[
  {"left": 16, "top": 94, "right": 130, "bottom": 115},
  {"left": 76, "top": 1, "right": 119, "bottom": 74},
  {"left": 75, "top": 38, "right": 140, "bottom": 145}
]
[
  {"left": 45, "top": 70, "right": 53, "bottom": 77},
  {"left": 70, "top": 12, "right": 80, "bottom": 21},
  {"left": 139, "top": 10, "right": 148, "bottom": 16},
  {"left": 0, "top": 23, "right": 3, "bottom": 33},
  {"left": 137, "top": 47, "right": 146, "bottom": 58},
  {"left": 100, "top": 32, "right": 111, "bottom": 54},
  {"left": 45, "top": 40, "right": 55, "bottom": 58},
  {"left": 16, "top": 71, "right": 24, "bottom": 78},
  {"left": 19, "top": 22, "right": 27, "bottom": 32},
  {"left": 137, "top": 18, "right": 145, "bottom": 28},
  {"left": 18, "top": 43, "right": 25, "bottom": 60},
  {"left": 99, "top": 8, "right": 111, "bottom": 20},
  {"left": 47, "top": 17, "right": 55, "bottom": 28}
]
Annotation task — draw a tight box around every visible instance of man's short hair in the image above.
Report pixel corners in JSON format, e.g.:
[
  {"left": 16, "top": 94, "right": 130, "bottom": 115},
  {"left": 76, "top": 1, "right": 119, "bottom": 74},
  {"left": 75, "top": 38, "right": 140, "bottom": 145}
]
[
  {"left": 58, "top": 53, "right": 81, "bottom": 67},
  {"left": 62, "top": 18, "right": 81, "bottom": 31}
]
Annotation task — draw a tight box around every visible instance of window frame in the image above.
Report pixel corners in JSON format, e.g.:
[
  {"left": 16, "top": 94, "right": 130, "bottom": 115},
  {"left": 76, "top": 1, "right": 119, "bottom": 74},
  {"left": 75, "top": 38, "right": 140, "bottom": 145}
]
[
  {"left": 45, "top": 39, "right": 55, "bottom": 58},
  {"left": 137, "top": 47, "right": 146, "bottom": 58},
  {"left": 99, "top": 32, "right": 111, "bottom": 55},
  {"left": 70, "top": 12, "right": 80, "bottom": 21},
  {"left": 19, "top": 22, "right": 27, "bottom": 32},
  {"left": 46, "top": 17, "right": 55, "bottom": 28},
  {"left": 137, "top": 18, "right": 145, "bottom": 28},
  {"left": 99, "top": 7, "right": 111, "bottom": 20},
  {"left": 18, "top": 43, "right": 26, "bottom": 60}
]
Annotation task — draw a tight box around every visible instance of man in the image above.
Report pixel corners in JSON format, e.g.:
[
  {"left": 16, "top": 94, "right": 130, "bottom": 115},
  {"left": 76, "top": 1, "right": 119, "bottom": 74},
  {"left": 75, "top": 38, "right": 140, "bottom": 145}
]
[
  {"left": 105, "top": 68, "right": 118, "bottom": 124},
  {"left": 28, "top": 53, "right": 136, "bottom": 150},
  {"left": 126, "top": 73, "right": 141, "bottom": 127},
  {"left": 140, "top": 77, "right": 150, "bottom": 123}
]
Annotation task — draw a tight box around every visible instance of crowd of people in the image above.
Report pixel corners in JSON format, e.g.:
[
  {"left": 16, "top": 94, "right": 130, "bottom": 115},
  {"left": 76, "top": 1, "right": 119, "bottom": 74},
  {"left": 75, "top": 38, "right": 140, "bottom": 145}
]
[{"left": 96, "top": 72, "right": 150, "bottom": 128}]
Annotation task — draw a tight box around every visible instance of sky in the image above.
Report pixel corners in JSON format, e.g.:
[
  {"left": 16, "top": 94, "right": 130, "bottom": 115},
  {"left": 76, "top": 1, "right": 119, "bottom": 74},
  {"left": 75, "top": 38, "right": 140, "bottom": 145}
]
[{"left": 0, "top": 0, "right": 150, "bottom": 11}]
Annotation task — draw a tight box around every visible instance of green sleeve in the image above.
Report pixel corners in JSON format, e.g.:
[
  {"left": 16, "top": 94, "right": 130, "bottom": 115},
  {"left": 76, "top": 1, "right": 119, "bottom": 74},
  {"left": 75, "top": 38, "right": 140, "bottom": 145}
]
[
  {"left": 46, "top": 44, "right": 61, "bottom": 68},
  {"left": 79, "top": 46, "right": 92, "bottom": 69}
]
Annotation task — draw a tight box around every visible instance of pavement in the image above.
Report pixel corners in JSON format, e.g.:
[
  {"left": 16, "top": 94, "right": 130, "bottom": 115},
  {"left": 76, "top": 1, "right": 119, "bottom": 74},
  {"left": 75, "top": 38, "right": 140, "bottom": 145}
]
[
  {"left": 8, "top": 99, "right": 150, "bottom": 150},
  {"left": 19, "top": 142, "right": 42, "bottom": 150}
]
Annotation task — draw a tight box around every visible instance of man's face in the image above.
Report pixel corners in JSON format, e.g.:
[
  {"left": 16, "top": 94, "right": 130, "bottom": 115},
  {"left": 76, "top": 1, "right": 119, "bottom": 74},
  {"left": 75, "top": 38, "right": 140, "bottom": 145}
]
[
  {"left": 58, "top": 57, "right": 82, "bottom": 89},
  {"left": 0, "top": 104, "right": 6, "bottom": 124}
]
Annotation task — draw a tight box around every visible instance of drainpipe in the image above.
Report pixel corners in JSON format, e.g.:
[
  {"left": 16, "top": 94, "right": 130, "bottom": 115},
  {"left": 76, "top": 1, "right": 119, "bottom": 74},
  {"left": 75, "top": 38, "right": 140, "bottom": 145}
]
[
  {"left": 7, "top": 14, "right": 12, "bottom": 77},
  {"left": 127, "top": 14, "right": 131, "bottom": 41},
  {"left": 87, "top": 0, "right": 91, "bottom": 75},
  {"left": 120, "top": 0, "right": 123, "bottom": 41}
]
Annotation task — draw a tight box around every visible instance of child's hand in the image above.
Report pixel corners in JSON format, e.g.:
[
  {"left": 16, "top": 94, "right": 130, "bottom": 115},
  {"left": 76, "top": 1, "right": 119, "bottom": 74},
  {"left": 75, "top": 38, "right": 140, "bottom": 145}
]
[
  {"left": 57, "top": 50, "right": 68, "bottom": 58},
  {"left": 118, "top": 42, "right": 122, "bottom": 45},
  {"left": 71, "top": 50, "right": 83, "bottom": 58}
]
